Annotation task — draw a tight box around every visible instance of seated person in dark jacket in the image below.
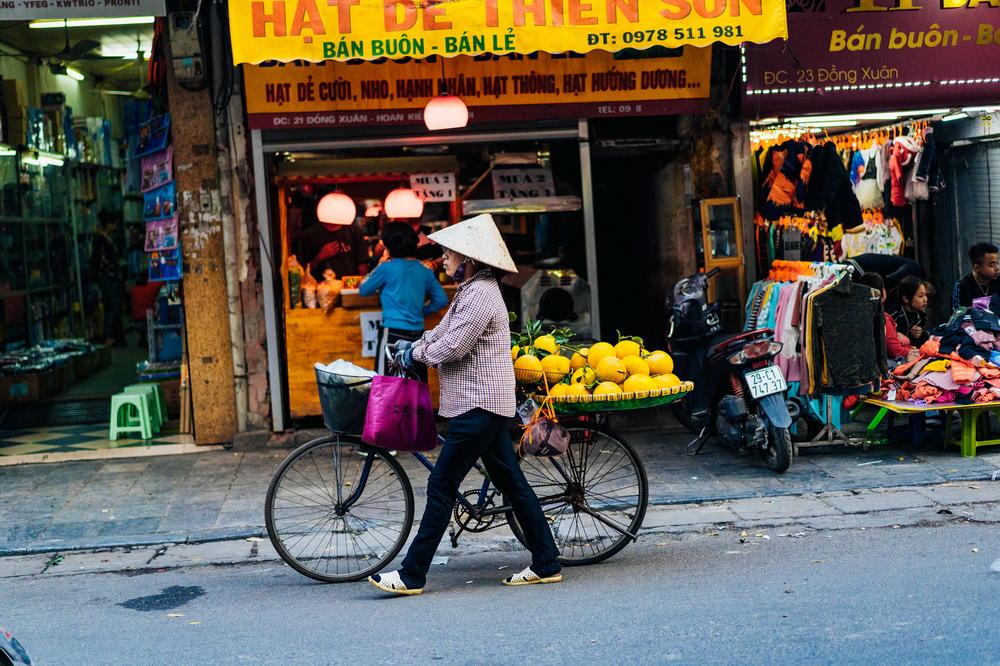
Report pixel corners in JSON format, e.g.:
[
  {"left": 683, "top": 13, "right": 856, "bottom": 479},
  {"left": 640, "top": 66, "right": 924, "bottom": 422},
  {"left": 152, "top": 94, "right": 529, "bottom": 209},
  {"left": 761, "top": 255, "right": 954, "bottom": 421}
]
[
  {"left": 846, "top": 253, "right": 924, "bottom": 290},
  {"left": 888, "top": 276, "right": 931, "bottom": 348},
  {"left": 856, "top": 271, "right": 916, "bottom": 364},
  {"left": 952, "top": 242, "right": 1000, "bottom": 310}
]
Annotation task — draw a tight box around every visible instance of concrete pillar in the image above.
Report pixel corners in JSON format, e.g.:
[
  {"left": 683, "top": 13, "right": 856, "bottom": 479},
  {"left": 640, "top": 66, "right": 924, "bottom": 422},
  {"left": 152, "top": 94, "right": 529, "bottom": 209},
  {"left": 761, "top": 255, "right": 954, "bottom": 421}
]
[{"left": 165, "top": 37, "right": 238, "bottom": 445}]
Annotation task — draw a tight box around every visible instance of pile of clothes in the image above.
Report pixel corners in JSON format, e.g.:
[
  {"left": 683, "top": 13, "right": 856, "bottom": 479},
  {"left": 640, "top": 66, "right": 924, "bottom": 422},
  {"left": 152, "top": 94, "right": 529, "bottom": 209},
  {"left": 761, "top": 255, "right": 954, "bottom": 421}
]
[{"left": 881, "top": 307, "right": 1000, "bottom": 405}]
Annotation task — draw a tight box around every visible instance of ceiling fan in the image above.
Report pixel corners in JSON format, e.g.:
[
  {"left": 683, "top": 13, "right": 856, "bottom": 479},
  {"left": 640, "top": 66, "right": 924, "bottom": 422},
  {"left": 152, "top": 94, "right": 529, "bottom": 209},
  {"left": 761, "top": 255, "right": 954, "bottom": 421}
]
[
  {"left": 97, "top": 37, "right": 151, "bottom": 100},
  {"left": 45, "top": 21, "right": 125, "bottom": 61}
]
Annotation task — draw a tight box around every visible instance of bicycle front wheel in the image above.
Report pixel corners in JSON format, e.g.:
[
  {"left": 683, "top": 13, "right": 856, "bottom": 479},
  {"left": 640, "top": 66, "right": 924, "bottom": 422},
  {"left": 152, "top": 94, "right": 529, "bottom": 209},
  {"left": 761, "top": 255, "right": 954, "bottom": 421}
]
[
  {"left": 511, "top": 425, "right": 649, "bottom": 566},
  {"left": 265, "top": 434, "right": 414, "bottom": 583}
]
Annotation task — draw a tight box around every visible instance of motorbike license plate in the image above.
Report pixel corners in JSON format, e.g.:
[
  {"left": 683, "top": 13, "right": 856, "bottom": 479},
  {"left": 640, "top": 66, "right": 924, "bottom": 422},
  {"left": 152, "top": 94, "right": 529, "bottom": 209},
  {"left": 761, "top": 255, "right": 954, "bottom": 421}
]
[{"left": 745, "top": 366, "right": 787, "bottom": 400}]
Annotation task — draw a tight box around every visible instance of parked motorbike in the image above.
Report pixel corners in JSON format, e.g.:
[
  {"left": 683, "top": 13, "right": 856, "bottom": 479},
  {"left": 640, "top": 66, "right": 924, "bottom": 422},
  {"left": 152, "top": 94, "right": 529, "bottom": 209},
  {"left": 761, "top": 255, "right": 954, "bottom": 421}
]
[{"left": 666, "top": 268, "right": 794, "bottom": 473}]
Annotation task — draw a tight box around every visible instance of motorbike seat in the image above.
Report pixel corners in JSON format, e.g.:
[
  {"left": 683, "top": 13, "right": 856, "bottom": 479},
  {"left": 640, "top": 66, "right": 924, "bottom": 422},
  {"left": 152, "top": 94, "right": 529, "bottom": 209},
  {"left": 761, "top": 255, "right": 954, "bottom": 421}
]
[{"left": 707, "top": 328, "right": 774, "bottom": 361}]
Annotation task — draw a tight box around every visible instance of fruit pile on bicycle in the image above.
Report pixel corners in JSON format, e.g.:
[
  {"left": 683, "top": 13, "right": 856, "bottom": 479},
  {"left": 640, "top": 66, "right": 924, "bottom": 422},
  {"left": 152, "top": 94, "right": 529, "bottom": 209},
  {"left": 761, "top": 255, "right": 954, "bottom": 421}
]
[{"left": 510, "top": 320, "right": 693, "bottom": 404}]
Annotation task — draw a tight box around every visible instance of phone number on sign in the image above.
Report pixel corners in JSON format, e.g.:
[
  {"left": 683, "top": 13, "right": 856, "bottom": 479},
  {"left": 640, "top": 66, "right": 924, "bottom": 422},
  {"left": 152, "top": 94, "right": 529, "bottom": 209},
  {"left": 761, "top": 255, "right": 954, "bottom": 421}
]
[{"left": 588, "top": 25, "right": 745, "bottom": 46}]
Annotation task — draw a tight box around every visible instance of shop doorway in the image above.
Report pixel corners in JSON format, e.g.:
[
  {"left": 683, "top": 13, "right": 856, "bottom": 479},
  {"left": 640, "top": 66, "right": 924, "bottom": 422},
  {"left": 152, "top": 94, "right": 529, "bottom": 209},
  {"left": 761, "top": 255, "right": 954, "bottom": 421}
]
[{"left": 253, "top": 123, "right": 599, "bottom": 429}]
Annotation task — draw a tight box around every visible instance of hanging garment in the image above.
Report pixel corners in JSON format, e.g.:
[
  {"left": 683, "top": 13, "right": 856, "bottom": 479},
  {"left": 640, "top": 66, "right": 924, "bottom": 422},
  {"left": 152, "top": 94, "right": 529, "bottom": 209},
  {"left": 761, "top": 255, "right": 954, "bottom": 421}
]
[
  {"left": 808, "top": 274, "right": 887, "bottom": 391},
  {"left": 849, "top": 150, "right": 866, "bottom": 186},
  {"left": 805, "top": 142, "right": 863, "bottom": 230},
  {"left": 889, "top": 135, "right": 919, "bottom": 206},
  {"left": 854, "top": 147, "right": 885, "bottom": 209},
  {"left": 905, "top": 145, "right": 930, "bottom": 201}
]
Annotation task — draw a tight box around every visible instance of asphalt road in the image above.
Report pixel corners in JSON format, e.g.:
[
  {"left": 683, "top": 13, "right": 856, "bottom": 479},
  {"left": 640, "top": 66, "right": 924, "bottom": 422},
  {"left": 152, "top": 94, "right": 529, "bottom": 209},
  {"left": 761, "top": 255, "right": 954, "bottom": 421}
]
[{"left": 5, "top": 522, "right": 1000, "bottom": 665}]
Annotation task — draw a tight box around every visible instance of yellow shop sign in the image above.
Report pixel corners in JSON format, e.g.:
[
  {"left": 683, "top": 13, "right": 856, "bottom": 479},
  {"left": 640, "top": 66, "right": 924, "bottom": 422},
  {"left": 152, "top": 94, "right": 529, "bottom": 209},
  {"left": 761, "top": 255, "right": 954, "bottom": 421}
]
[{"left": 228, "top": 0, "right": 788, "bottom": 64}]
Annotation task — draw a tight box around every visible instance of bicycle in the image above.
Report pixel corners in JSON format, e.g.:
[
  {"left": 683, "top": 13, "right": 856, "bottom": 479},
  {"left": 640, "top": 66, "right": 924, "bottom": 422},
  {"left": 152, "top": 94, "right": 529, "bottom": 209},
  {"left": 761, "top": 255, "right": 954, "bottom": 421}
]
[{"left": 264, "top": 353, "right": 650, "bottom": 583}]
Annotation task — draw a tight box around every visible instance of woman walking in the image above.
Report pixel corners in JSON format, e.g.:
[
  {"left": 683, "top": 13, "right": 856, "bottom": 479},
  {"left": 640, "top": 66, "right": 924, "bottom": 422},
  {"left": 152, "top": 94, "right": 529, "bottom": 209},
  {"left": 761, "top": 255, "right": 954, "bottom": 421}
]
[{"left": 368, "top": 214, "right": 561, "bottom": 596}]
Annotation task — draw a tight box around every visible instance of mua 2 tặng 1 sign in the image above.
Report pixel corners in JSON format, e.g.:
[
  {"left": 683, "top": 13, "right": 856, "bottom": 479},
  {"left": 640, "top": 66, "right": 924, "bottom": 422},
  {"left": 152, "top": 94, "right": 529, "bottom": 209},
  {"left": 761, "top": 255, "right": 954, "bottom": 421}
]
[
  {"left": 491, "top": 167, "right": 556, "bottom": 201},
  {"left": 228, "top": 0, "right": 788, "bottom": 64},
  {"left": 409, "top": 172, "right": 456, "bottom": 202}
]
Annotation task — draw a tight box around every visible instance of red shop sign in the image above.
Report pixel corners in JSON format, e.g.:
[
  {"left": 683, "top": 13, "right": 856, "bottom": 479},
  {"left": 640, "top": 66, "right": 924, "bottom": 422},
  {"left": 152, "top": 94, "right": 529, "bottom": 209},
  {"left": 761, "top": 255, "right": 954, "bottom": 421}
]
[{"left": 742, "top": 0, "right": 1000, "bottom": 117}]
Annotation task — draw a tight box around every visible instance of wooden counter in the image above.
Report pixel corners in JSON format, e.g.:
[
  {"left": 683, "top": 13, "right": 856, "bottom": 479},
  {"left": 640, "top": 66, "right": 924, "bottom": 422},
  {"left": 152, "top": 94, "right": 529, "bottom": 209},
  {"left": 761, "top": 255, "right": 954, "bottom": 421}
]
[{"left": 284, "top": 305, "right": 448, "bottom": 419}]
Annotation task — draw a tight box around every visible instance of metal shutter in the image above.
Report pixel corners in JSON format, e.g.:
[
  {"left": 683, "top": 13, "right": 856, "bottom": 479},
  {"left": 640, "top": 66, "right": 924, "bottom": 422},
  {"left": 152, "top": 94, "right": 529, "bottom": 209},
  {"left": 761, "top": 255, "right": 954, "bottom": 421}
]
[{"left": 957, "top": 140, "right": 1000, "bottom": 241}]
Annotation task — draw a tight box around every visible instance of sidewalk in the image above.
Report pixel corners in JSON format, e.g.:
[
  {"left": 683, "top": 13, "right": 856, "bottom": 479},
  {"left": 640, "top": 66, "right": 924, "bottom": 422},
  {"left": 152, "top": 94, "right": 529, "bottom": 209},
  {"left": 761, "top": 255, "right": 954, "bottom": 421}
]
[{"left": 2, "top": 428, "right": 999, "bottom": 556}]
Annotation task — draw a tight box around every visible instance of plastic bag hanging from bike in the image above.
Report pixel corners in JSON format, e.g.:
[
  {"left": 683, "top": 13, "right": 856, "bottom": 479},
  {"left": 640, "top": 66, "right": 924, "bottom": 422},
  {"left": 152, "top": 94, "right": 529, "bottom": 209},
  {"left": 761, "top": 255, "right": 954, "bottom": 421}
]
[{"left": 362, "top": 351, "right": 438, "bottom": 452}]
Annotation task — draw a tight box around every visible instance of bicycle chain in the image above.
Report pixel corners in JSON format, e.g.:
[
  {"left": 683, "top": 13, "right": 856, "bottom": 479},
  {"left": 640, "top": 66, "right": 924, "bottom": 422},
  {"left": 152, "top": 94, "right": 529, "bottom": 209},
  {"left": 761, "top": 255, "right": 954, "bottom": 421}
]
[{"left": 452, "top": 489, "right": 510, "bottom": 533}]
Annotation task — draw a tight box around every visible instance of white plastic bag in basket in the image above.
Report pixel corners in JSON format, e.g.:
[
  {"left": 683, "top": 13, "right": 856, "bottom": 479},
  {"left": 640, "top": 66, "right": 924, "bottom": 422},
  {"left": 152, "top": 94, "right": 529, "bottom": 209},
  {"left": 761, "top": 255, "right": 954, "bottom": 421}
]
[{"left": 315, "top": 359, "right": 377, "bottom": 378}]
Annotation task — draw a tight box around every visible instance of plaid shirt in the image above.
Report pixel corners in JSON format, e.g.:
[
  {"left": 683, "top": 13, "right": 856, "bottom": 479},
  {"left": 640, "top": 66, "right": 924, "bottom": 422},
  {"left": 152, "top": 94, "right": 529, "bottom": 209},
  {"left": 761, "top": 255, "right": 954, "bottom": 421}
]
[{"left": 412, "top": 270, "right": 516, "bottom": 418}]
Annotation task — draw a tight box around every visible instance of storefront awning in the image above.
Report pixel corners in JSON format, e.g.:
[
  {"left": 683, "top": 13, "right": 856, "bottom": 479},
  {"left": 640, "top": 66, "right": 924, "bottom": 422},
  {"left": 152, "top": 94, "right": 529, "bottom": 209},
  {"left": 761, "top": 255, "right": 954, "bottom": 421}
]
[{"left": 229, "top": 0, "right": 787, "bottom": 65}]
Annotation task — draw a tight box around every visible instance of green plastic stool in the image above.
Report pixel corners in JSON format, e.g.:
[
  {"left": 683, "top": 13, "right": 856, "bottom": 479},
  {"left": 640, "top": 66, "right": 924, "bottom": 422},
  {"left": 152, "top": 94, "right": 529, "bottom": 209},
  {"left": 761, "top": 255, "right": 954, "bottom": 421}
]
[
  {"left": 109, "top": 393, "right": 156, "bottom": 441},
  {"left": 124, "top": 383, "right": 166, "bottom": 431}
]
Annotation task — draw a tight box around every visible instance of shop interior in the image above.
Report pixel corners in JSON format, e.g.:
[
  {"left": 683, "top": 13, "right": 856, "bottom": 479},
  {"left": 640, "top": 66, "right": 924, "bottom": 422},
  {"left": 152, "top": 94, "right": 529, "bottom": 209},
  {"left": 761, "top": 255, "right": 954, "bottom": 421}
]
[
  {"left": 0, "top": 17, "right": 189, "bottom": 459},
  {"left": 270, "top": 135, "right": 594, "bottom": 421},
  {"left": 747, "top": 105, "right": 1000, "bottom": 447}
]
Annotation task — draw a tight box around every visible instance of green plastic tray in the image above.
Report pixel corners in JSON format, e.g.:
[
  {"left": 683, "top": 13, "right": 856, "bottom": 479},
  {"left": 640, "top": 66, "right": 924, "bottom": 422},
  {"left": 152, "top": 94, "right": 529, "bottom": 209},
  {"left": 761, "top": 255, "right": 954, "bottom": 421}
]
[{"left": 534, "top": 381, "right": 694, "bottom": 415}]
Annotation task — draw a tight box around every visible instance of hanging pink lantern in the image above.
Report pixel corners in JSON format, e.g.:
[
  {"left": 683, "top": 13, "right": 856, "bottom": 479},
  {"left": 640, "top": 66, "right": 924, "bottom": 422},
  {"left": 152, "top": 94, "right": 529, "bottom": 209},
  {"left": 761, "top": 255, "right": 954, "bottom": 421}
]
[
  {"left": 384, "top": 187, "right": 424, "bottom": 219},
  {"left": 423, "top": 94, "right": 469, "bottom": 131},
  {"left": 316, "top": 192, "right": 356, "bottom": 225}
]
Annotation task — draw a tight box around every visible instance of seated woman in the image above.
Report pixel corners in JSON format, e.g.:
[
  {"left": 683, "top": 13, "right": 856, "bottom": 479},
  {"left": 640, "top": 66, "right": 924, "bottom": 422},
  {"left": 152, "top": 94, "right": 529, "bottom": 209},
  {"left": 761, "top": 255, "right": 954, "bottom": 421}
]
[{"left": 856, "top": 271, "right": 917, "bottom": 365}]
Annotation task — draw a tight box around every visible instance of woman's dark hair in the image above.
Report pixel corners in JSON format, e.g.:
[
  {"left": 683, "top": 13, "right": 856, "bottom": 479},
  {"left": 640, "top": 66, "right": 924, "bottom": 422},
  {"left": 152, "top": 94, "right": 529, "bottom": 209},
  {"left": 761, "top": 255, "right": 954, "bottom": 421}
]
[
  {"left": 895, "top": 275, "right": 927, "bottom": 305},
  {"left": 855, "top": 271, "right": 884, "bottom": 293},
  {"left": 470, "top": 259, "right": 506, "bottom": 282},
  {"left": 381, "top": 222, "right": 418, "bottom": 258}
]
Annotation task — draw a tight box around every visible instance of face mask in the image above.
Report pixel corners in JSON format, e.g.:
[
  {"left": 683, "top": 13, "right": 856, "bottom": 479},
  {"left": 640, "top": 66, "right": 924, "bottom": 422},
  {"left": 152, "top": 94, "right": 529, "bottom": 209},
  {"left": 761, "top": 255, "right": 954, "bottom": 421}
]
[{"left": 453, "top": 262, "right": 466, "bottom": 283}]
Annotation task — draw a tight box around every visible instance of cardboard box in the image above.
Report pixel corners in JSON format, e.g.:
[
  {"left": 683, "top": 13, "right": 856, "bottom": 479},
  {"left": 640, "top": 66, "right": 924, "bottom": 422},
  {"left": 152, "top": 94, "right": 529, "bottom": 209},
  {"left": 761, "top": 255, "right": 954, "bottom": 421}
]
[{"left": 160, "top": 378, "right": 180, "bottom": 417}]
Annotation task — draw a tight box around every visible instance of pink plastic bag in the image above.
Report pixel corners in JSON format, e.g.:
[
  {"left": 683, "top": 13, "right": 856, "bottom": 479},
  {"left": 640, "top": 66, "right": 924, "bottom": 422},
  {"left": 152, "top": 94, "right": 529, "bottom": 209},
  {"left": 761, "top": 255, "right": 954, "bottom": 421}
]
[{"left": 362, "top": 375, "right": 438, "bottom": 452}]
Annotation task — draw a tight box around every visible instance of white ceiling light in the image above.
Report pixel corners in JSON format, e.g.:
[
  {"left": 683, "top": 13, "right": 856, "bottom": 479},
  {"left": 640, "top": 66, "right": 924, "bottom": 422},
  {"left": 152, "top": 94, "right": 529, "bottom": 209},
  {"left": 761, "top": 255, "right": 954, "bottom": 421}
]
[
  {"left": 65, "top": 67, "right": 85, "bottom": 82},
  {"left": 29, "top": 17, "right": 155, "bottom": 28},
  {"left": 962, "top": 106, "right": 999, "bottom": 113},
  {"left": 943, "top": 112, "right": 969, "bottom": 122},
  {"left": 807, "top": 120, "right": 858, "bottom": 128},
  {"left": 101, "top": 46, "right": 152, "bottom": 59}
]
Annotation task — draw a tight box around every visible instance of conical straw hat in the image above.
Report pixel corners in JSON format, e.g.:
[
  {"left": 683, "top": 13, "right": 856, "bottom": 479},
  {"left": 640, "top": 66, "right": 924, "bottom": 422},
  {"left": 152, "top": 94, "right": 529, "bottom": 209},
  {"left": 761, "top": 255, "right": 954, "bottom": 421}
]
[{"left": 427, "top": 214, "right": 516, "bottom": 272}]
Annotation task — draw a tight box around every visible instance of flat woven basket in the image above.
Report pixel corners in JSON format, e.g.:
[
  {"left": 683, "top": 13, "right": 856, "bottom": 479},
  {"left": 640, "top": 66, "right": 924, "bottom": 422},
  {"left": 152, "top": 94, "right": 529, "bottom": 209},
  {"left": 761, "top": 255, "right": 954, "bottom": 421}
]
[{"left": 533, "top": 381, "right": 694, "bottom": 414}]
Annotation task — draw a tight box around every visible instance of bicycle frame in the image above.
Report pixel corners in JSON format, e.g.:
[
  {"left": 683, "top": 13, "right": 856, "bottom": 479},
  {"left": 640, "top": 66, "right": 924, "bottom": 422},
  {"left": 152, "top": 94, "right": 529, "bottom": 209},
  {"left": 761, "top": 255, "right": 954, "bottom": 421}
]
[{"left": 335, "top": 434, "right": 637, "bottom": 544}]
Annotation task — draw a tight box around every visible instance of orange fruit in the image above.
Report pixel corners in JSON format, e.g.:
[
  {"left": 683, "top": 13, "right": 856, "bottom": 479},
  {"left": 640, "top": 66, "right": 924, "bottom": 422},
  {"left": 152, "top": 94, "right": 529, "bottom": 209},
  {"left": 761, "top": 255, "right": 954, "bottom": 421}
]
[
  {"left": 593, "top": 381, "right": 623, "bottom": 396},
  {"left": 623, "top": 374, "right": 657, "bottom": 394},
  {"left": 513, "top": 354, "right": 543, "bottom": 384},
  {"left": 614, "top": 339, "right": 642, "bottom": 359},
  {"left": 540, "top": 354, "right": 571, "bottom": 384},
  {"left": 622, "top": 355, "right": 650, "bottom": 377},
  {"left": 565, "top": 383, "right": 591, "bottom": 397},
  {"left": 645, "top": 351, "right": 674, "bottom": 375},
  {"left": 587, "top": 342, "right": 615, "bottom": 369},
  {"left": 595, "top": 356, "right": 628, "bottom": 384},
  {"left": 653, "top": 373, "right": 682, "bottom": 390},
  {"left": 570, "top": 348, "right": 589, "bottom": 371},
  {"left": 534, "top": 334, "right": 559, "bottom": 354}
]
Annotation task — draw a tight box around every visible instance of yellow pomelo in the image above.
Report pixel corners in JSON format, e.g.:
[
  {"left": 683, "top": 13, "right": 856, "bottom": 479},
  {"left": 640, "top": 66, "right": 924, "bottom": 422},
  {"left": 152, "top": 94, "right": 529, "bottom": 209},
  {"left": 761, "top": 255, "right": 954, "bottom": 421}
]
[
  {"left": 623, "top": 374, "right": 657, "bottom": 394},
  {"left": 534, "top": 334, "right": 559, "bottom": 354},
  {"left": 565, "top": 383, "right": 591, "bottom": 396},
  {"left": 511, "top": 345, "right": 520, "bottom": 361},
  {"left": 570, "top": 348, "right": 589, "bottom": 371},
  {"left": 548, "top": 382, "right": 569, "bottom": 397},
  {"left": 587, "top": 342, "right": 615, "bottom": 369},
  {"left": 645, "top": 350, "right": 674, "bottom": 375},
  {"left": 653, "top": 373, "right": 682, "bottom": 389},
  {"left": 595, "top": 356, "right": 628, "bottom": 384},
  {"left": 513, "top": 354, "right": 543, "bottom": 384},
  {"left": 593, "top": 381, "right": 623, "bottom": 396},
  {"left": 614, "top": 339, "right": 642, "bottom": 359},
  {"left": 571, "top": 367, "right": 597, "bottom": 386},
  {"left": 622, "top": 355, "right": 650, "bottom": 377},
  {"left": 540, "top": 354, "right": 571, "bottom": 384}
]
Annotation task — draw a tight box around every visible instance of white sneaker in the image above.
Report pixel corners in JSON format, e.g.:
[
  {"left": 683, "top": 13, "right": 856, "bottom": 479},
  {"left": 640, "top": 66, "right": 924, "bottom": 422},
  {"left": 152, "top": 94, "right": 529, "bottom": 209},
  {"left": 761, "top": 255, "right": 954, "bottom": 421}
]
[
  {"left": 368, "top": 570, "right": 423, "bottom": 596},
  {"left": 502, "top": 566, "right": 563, "bottom": 586}
]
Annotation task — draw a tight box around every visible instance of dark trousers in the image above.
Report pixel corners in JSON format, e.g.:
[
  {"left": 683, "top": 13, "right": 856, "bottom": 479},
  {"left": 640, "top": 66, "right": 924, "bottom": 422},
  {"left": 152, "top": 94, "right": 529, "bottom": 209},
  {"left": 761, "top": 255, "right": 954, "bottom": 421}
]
[
  {"left": 400, "top": 408, "right": 560, "bottom": 587},
  {"left": 375, "top": 326, "right": 426, "bottom": 383},
  {"left": 99, "top": 280, "right": 123, "bottom": 343}
]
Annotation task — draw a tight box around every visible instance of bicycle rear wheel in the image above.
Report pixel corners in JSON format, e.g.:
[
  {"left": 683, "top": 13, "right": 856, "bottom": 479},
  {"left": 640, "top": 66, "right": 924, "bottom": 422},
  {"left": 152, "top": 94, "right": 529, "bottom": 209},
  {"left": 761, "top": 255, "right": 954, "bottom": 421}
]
[
  {"left": 265, "top": 434, "right": 414, "bottom": 583},
  {"left": 510, "top": 425, "right": 648, "bottom": 566}
]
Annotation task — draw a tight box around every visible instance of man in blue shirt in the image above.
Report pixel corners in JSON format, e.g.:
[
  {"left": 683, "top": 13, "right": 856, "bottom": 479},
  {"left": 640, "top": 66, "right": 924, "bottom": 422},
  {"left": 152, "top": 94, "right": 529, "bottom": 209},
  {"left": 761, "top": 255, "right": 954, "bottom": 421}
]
[{"left": 361, "top": 222, "right": 449, "bottom": 380}]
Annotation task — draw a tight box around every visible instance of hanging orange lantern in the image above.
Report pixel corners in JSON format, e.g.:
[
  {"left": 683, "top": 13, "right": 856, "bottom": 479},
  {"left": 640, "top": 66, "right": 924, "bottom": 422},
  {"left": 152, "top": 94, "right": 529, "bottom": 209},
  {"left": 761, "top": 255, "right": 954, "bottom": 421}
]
[
  {"left": 316, "top": 192, "right": 356, "bottom": 225},
  {"left": 384, "top": 188, "right": 424, "bottom": 219},
  {"left": 423, "top": 94, "right": 468, "bottom": 131}
]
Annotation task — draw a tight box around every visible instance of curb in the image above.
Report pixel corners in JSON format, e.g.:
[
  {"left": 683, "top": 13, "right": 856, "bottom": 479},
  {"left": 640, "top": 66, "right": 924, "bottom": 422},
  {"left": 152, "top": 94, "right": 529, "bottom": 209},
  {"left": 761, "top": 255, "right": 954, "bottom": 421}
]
[{"left": 2, "top": 470, "right": 998, "bottom": 559}]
